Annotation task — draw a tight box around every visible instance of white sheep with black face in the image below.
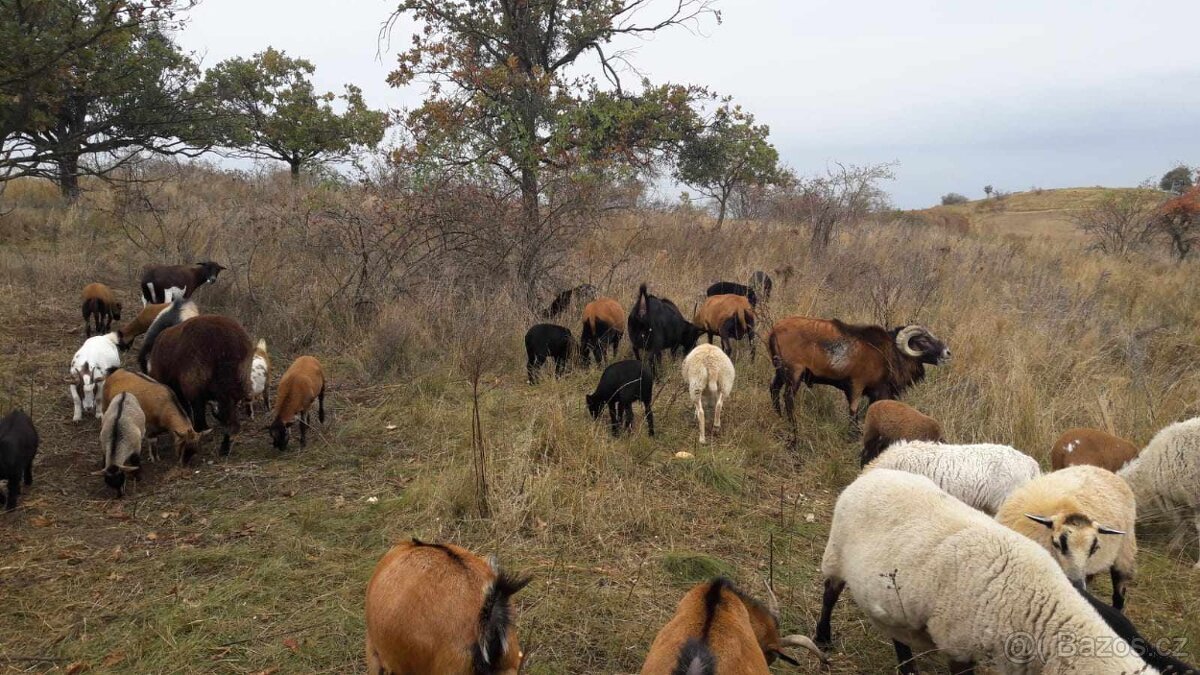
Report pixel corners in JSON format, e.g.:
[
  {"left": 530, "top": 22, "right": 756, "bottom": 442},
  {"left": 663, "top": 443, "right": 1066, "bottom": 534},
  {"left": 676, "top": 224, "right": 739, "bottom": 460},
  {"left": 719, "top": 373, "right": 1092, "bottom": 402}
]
[
  {"left": 69, "top": 332, "right": 122, "bottom": 421},
  {"left": 1119, "top": 417, "right": 1200, "bottom": 569},
  {"left": 866, "top": 440, "right": 1041, "bottom": 514}
]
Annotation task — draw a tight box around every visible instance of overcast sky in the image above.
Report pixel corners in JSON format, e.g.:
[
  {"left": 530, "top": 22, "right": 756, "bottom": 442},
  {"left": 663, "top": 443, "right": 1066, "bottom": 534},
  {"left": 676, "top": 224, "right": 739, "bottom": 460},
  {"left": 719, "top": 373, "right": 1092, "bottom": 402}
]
[{"left": 179, "top": 0, "right": 1200, "bottom": 208}]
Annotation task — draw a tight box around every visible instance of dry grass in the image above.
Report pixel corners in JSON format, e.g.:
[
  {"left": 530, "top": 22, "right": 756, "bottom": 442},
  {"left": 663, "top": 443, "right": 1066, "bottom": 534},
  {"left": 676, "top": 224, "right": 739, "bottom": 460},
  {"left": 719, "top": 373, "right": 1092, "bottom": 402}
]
[{"left": 1, "top": 172, "right": 1198, "bottom": 674}]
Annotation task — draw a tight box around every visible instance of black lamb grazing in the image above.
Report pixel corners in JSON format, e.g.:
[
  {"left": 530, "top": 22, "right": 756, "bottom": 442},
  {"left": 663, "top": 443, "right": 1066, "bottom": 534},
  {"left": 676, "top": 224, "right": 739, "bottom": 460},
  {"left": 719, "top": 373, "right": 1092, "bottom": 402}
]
[
  {"left": 704, "top": 281, "right": 759, "bottom": 307},
  {"left": 524, "top": 323, "right": 575, "bottom": 384},
  {"left": 542, "top": 283, "right": 597, "bottom": 319},
  {"left": 0, "top": 409, "right": 39, "bottom": 511},
  {"left": 628, "top": 284, "right": 703, "bottom": 378},
  {"left": 585, "top": 359, "right": 654, "bottom": 437},
  {"left": 749, "top": 270, "right": 774, "bottom": 300}
]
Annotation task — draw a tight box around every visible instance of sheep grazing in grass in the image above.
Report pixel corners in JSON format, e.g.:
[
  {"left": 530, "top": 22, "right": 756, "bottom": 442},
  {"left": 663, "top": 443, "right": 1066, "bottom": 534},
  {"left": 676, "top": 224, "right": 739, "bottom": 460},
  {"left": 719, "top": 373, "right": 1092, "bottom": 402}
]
[
  {"left": 1119, "top": 417, "right": 1200, "bottom": 569},
  {"left": 139, "top": 261, "right": 225, "bottom": 305},
  {"left": 815, "top": 469, "right": 1162, "bottom": 674},
  {"left": 867, "top": 440, "right": 1040, "bottom": 515},
  {"left": 246, "top": 339, "right": 271, "bottom": 417},
  {"left": 139, "top": 298, "right": 197, "bottom": 372},
  {"left": 94, "top": 392, "right": 146, "bottom": 496},
  {"left": 365, "top": 538, "right": 530, "bottom": 675},
  {"left": 640, "top": 578, "right": 824, "bottom": 674},
  {"left": 860, "top": 400, "right": 944, "bottom": 466},
  {"left": 580, "top": 297, "right": 626, "bottom": 366},
  {"left": 1051, "top": 427, "right": 1140, "bottom": 472},
  {"left": 524, "top": 323, "right": 574, "bottom": 384},
  {"left": 586, "top": 359, "right": 654, "bottom": 437},
  {"left": 704, "top": 280, "right": 758, "bottom": 307},
  {"left": 995, "top": 465, "right": 1137, "bottom": 610},
  {"left": 81, "top": 283, "right": 122, "bottom": 337},
  {"left": 0, "top": 410, "right": 39, "bottom": 511},
  {"left": 628, "top": 283, "right": 703, "bottom": 376},
  {"left": 69, "top": 332, "right": 122, "bottom": 421},
  {"left": 682, "top": 344, "right": 735, "bottom": 444},
  {"left": 102, "top": 369, "right": 210, "bottom": 464},
  {"left": 693, "top": 294, "right": 756, "bottom": 360},
  {"left": 267, "top": 355, "right": 326, "bottom": 451},
  {"left": 116, "top": 302, "right": 168, "bottom": 349}
]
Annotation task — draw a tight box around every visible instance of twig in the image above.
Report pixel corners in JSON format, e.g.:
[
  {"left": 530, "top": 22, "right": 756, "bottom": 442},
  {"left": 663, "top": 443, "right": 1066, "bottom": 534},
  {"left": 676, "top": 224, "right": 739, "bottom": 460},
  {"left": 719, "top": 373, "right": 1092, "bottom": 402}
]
[{"left": 214, "top": 620, "right": 328, "bottom": 648}]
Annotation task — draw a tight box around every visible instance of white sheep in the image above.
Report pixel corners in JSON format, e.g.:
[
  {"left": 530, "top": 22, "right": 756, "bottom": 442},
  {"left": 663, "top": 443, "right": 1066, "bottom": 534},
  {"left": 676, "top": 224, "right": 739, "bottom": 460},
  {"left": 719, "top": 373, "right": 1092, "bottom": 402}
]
[
  {"left": 866, "top": 440, "right": 1041, "bottom": 514},
  {"left": 94, "top": 391, "right": 147, "bottom": 496},
  {"left": 681, "top": 343, "right": 735, "bottom": 444},
  {"left": 816, "top": 469, "right": 1160, "bottom": 674},
  {"left": 1119, "top": 417, "right": 1200, "bottom": 569},
  {"left": 995, "top": 465, "right": 1137, "bottom": 610},
  {"left": 69, "top": 332, "right": 122, "bottom": 421}
]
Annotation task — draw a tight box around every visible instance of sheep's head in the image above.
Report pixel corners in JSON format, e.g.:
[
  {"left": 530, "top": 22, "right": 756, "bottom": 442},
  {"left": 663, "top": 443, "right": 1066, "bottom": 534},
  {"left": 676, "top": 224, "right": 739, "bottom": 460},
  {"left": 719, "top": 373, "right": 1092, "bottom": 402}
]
[
  {"left": 1026, "top": 513, "right": 1125, "bottom": 585},
  {"left": 196, "top": 261, "right": 226, "bottom": 284},
  {"left": 173, "top": 428, "right": 212, "bottom": 458},
  {"left": 585, "top": 393, "right": 602, "bottom": 419},
  {"left": 895, "top": 326, "right": 951, "bottom": 366},
  {"left": 268, "top": 418, "right": 291, "bottom": 451}
]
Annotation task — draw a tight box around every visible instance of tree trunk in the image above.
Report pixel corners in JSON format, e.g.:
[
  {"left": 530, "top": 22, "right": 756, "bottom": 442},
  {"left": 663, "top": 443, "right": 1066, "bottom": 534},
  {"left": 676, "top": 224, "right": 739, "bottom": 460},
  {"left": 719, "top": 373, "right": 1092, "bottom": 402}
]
[
  {"left": 516, "top": 164, "right": 542, "bottom": 306},
  {"left": 290, "top": 159, "right": 301, "bottom": 181},
  {"left": 57, "top": 152, "right": 81, "bottom": 200},
  {"left": 715, "top": 187, "right": 730, "bottom": 228}
]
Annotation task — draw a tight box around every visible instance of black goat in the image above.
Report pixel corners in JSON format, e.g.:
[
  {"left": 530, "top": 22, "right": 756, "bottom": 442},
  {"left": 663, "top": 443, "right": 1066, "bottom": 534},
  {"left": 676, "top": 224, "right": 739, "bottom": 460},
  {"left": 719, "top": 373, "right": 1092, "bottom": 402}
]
[
  {"left": 628, "top": 284, "right": 702, "bottom": 377},
  {"left": 0, "top": 410, "right": 39, "bottom": 511},
  {"left": 586, "top": 360, "right": 654, "bottom": 437},
  {"left": 749, "top": 270, "right": 774, "bottom": 300},
  {"left": 542, "top": 283, "right": 597, "bottom": 319},
  {"left": 524, "top": 324, "right": 574, "bottom": 384},
  {"left": 139, "top": 298, "right": 197, "bottom": 372},
  {"left": 704, "top": 281, "right": 759, "bottom": 307}
]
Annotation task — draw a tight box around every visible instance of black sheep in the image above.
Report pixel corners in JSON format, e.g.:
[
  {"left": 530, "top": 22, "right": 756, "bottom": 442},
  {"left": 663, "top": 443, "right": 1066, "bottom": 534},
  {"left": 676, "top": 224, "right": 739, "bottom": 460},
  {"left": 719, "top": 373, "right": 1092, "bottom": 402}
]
[
  {"left": 628, "top": 284, "right": 702, "bottom": 377},
  {"left": 749, "top": 270, "right": 774, "bottom": 300},
  {"left": 139, "top": 261, "right": 225, "bottom": 304},
  {"left": 586, "top": 359, "right": 654, "bottom": 437},
  {"left": 542, "top": 283, "right": 597, "bottom": 319},
  {"left": 704, "top": 281, "right": 759, "bottom": 307},
  {"left": 1079, "top": 587, "right": 1197, "bottom": 674},
  {"left": 524, "top": 323, "right": 574, "bottom": 384},
  {"left": 0, "top": 410, "right": 39, "bottom": 511}
]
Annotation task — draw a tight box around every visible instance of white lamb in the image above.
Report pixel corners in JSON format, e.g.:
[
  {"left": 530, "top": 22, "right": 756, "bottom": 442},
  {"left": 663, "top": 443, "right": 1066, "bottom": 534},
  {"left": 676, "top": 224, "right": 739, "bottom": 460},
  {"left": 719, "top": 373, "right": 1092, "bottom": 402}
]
[
  {"left": 69, "top": 332, "right": 122, "bottom": 421},
  {"left": 866, "top": 440, "right": 1041, "bottom": 514},
  {"left": 1119, "top": 417, "right": 1200, "bottom": 569},
  {"left": 681, "top": 343, "right": 735, "bottom": 444},
  {"left": 995, "top": 465, "right": 1137, "bottom": 610},
  {"left": 816, "top": 469, "right": 1160, "bottom": 674}
]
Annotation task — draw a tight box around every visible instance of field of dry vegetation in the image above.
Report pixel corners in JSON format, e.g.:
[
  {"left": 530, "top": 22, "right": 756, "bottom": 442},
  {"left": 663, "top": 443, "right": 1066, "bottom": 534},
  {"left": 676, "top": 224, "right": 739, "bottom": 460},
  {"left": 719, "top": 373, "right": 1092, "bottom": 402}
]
[{"left": 1, "top": 171, "right": 1198, "bottom": 674}]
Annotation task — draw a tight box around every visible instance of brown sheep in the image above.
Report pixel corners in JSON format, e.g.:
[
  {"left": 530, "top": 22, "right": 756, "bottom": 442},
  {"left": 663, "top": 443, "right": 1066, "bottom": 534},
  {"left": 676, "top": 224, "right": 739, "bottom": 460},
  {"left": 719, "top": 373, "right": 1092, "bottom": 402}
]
[
  {"left": 81, "top": 283, "right": 122, "bottom": 337},
  {"left": 693, "top": 294, "right": 756, "bottom": 360},
  {"left": 102, "top": 369, "right": 210, "bottom": 463},
  {"left": 1051, "top": 428, "right": 1140, "bottom": 472},
  {"left": 580, "top": 297, "right": 625, "bottom": 366},
  {"left": 767, "top": 317, "right": 950, "bottom": 433},
  {"left": 861, "top": 400, "right": 944, "bottom": 466},
  {"left": 139, "top": 261, "right": 225, "bottom": 304},
  {"left": 365, "top": 538, "right": 530, "bottom": 674},
  {"left": 149, "top": 315, "right": 252, "bottom": 459},
  {"left": 116, "top": 302, "right": 169, "bottom": 349},
  {"left": 267, "top": 355, "right": 325, "bottom": 451},
  {"left": 640, "top": 578, "right": 823, "bottom": 674}
]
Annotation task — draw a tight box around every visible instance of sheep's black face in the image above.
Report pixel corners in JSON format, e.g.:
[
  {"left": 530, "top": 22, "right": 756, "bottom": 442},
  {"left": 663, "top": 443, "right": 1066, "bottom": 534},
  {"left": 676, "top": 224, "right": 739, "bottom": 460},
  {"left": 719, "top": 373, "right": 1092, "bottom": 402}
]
[
  {"left": 912, "top": 333, "right": 950, "bottom": 366},
  {"left": 585, "top": 394, "right": 601, "bottom": 418},
  {"left": 270, "top": 423, "right": 290, "bottom": 451},
  {"left": 104, "top": 469, "right": 127, "bottom": 496}
]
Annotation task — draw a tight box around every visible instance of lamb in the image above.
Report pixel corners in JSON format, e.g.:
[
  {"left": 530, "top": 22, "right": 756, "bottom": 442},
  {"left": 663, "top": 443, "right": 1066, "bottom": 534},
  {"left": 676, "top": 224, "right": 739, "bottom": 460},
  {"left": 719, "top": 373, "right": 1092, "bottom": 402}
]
[
  {"left": 815, "top": 468, "right": 1161, "bottom": 674},
  {"left": 1051, "top": 428, "right": 1140, "bottom": 472},
  {"left": 0, "top": 410, "right": 39, "bottom": 511},
  {"left": 860, "top": 400, "right": 944, "bottom": 466},
  {"left": 69, "top": 332, "right": 123, "bottom": 421},
  {"left": 586, "top": 359, "right": 654, "bottom": 437},
  {"left": 1118, "top": 417, "right": 1200, "bottom": 569},
  {"left": 365, "top": 538, "right": 530, "bottom": 674},
  {"left": 139, "top": 298, "right": 198, "bottom": 372},
  {"left": 246, "top": 339, "right": 271, "bottom": 417},
  {"left": 580, "top": 297, "right": 625, "bottom": 366},
  {"left": 81, "top": 283, "right": 122, "bottom": 337},
  {"left": 524, "top": 323, "right": 574, "bottom": 384},
  {"left": 94, "top": 392, "right": 146, "bottom": 496},
  {"left": 681, "top": 344, "right": 735, "bottom": 444},
  {"left": 139, "top": 261, "right": 225, "bottom": 304},
  {"left": 267, "top": 355, "right": 326, "bottom": 451},
  {"left": 693, "top": 293, "right": 756, "bottom": 360},
  {"left": 867, "top": 440, "right": 1040, "bottom": 515},
  {"left": 102, "top": 369, "right": 209, "bottom": 463},
  {"left": 995, "top": 465, "right": 1137, "bottom": 610},
  {"left": 116, "top": 302, "right": 168, "bottom": 349}
]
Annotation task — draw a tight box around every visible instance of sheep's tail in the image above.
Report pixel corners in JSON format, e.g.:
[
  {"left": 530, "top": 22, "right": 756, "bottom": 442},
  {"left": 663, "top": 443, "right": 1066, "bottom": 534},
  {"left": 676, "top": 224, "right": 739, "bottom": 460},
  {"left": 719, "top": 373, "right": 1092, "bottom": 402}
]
[
  {"left": 255, "top": 338, "right": 267, "bottom": 352},
  {"left": 636, "top": 282, "right": 649, "bottom": 318},
  {"left": 768, "top": 329, "right": 783, "bottom": 369},
  {"left": 705, "top": 362, "right": 719, "bottom": 394}
]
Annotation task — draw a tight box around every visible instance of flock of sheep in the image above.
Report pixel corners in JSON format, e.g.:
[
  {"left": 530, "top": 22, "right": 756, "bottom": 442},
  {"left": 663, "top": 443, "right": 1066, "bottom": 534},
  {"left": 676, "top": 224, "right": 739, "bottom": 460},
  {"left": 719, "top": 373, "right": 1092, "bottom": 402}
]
[{"left": 2, "top": 264, "right": 1199, "bottom": 674}]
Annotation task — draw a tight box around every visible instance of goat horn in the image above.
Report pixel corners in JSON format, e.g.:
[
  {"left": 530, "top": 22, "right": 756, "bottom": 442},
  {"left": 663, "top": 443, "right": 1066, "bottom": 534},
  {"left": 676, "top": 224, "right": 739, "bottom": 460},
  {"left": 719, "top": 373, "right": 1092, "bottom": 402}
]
[
  {"left": 895, "top": 325, "right": 925, "bottom": 357},
  {"left": 763, "top": 577, "right": 780, "bottom": 618},
  {"left": 117, "top": 464, "right": 139, "bottom": 473},
  {"left": 780, "top": 634, "right": 829, "bottom": 664},
  {"left": 90, "top": 469, "right": 107, "bottom": 476}
]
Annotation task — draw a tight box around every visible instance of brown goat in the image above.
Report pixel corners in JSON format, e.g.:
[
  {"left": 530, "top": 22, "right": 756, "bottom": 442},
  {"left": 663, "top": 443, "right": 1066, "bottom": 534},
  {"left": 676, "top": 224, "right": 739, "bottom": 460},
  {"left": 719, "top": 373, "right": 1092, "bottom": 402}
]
[
  {"left": 267, "top": 355, "right": 325, "bottom": 451},
  {"left": 102, "top": 369, "right": 210, "bottom": 463},
  {"left": 580, "top": 297, "right": 626, "bottom": 366},
  {"left": 365, "top": 538, "right": 530, "bottom": 675},
  {"left": 149, "top": 315, "right": 252, "bottom": 459},
  {"left": 1050, "top": 428, "right": 1140, "bottom": 472},
  {"left": 767, "top": 317, "right": 950, "bottom": 433},
  {"left": 641, "top": 578, "right": 823, "bottom": 674},
  {"left": 117, "top": 302, "right": 168, "bottom": 349},
  {"left": 139, "top": 261, "right": 225, "bottom": 304},
  {"left": 861, "top": 400, "right": 944, "bottom": 466},
  {"left": 693, "top": 294, "right": 756, "bottom": 360},
  {"left": 81, "top": 283, "right": 122, "bottom": 337}
]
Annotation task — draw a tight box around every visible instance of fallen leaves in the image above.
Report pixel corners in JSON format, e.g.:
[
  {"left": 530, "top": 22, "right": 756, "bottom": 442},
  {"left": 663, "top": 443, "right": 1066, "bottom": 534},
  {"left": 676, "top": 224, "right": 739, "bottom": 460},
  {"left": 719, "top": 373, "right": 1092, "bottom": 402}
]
[
  {"left": 101, "top": 651, "right": 126, "bottom": 667},
  {"left": 30, "top": 515, "right": 54, "bottom": 528},
  {"left": 282, "top": 638, "right": 299, "bottom": 653},
  {"left": 65, "top": 662, "right": 88, "bottom": 674}
]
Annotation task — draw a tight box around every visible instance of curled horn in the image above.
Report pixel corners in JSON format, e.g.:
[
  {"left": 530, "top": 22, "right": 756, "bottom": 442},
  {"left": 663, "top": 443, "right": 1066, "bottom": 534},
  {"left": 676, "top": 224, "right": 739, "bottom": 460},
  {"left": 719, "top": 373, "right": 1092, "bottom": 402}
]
[
  {"left": 779, "top": 634, "right": 829, "bottom": 664},
  {"left": 117, "top": 464, "right": 139, "bottom": 473},
  {"left": 763, "top": 577, "right": 780, "bottom": 618},
  {"left": 895, "top": 325, "right": 926, "bottom": 358}
]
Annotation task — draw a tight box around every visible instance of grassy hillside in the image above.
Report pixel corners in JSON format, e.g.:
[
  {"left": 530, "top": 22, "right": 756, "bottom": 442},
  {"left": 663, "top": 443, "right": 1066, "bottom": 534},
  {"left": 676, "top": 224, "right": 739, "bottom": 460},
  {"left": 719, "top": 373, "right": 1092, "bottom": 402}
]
[{"left": 1, "top": 175, "right": 1198, "bottom": 674}]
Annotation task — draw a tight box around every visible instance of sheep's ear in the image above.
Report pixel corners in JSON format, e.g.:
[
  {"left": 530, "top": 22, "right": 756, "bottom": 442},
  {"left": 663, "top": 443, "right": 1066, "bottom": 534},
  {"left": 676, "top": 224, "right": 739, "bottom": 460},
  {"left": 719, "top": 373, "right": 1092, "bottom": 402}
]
[
  {"left": 1025, "top": 514, "right": 1055, "bottom": 529},
  {"left": 1097, "top": 525, "right": 1126, "bottom": 536}
]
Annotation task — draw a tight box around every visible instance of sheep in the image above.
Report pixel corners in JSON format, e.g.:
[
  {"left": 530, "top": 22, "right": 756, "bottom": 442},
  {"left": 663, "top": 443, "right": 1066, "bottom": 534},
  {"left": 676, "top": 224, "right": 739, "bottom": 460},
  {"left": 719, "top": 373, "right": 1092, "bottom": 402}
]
[
  {"left": 995, "top": 465, "right": 1137, "bottom": 610},
  {"left": 139, "top": 261, "right": 225, "bottom": 304},
  {"left": 116, "top": 302, "right": 168, "bottom": 349},
  {"left": 682, "top": 344, "right": 735, "bottom": 444},
  {"left": 524, "top": 323, "right": 574, "bottom": 384},
  {"left": 364, "top": 538, "right": 530, "bottom": 674},
  {"left": 628, "top": 283, "right": 703, "bottom": 377},
  {"left": 81, "top": 283, "right": 122, "bottom": 337},
  {"left": 69, "top": 332, "right": 123, "bottom": 421},
  {"left": 246, "top": 339, "right": 271, "bottom": 417},
  {"left": 768, "top": 317, "right": 950, "bottom": 431},
  {"left": 94, "top": 392, "right": 146, "bottom": 496},
  {"left": 860, "top": 400, "right": 944, "bottom": 466},
  {"left": 748, "top": 270, "right": 773, "bottom": 301},
  {"left": 139, "top": 298, "right": 198, "bottom": 372},
  {"left": 1051, "top": 428, "right": 1140, "bottom": 472},
  {"left": 704, "top": 280, "right": 759, "bottom": 307},
  {"left": 267, "top": 355, "right": 326, "bottom": 451},
  {"left": 693, "top": 294, "right": 756, "bottom": 360},
  {"left": 102, "top": 369, "right": 210, "bottom": 464},
  {"left": 815, "top": 468, "right": 1162, "bottom": 674},
  {"left": 640, "top": 578, "right": 824, "bottom": 674},
  {"left": 580, "top": 297, "right": 626, "bottom": 366},
  {"left": 0, "top": 410, "right": 39, "bottom": 511},
  {"left": 867, "top": 440, "right": 1041, "bottom": 515},
  {"left": 542, "top": 283, "right": 597, "bottom": 318},
  {"left": 1079, "top": 587, "right": 1197, "bottom": 674},
  {"left": 150, "top": 315, "right": 253, "bottom": 458},
  {"left": 1118, "top": 417, "right": 1200, "bottom": 569},
  {"left": 586, "top": 359, "right": 654, "bottom": 437}
]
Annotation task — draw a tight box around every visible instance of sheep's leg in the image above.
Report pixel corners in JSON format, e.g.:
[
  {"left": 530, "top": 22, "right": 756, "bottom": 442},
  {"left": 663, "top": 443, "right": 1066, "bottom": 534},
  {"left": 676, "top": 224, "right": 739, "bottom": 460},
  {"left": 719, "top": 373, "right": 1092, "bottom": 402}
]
[
  {"left": 527, "top": 355, "right": 541, "bottom": 384},
  {"left": 948, "top": 661, "right": 975, "bottom": 675},
  {"left": 694, "top": 396, "right": 706, "bottom": 444},
  {"left": 299, "top": 410, "right": 309, "bottom": 448},
  {"left": 23, "top": 461, "right": 33, "bottom": 486},
  {"left": 317, "top": 386, "right": 326, "bottom": 424},
  {"left": 70, "top": 385, "right": 82, "bottom": 422},
  {"left": 769, "top": 369, "right": 785, "bottom": 416},
  {"left": 608, "top": 402, "right": 619, "bottom": 436},
  {"left": 4, "top": 472, "right": 19, "bottom": 510},
  {"left": 622, "top": 402, "right": 634, "bottom": 432},
  {"left": 611, "top": 332, "right": 621, "bottom": 359},
  {"left": 892, "top": 641, "right": 919, "bottom": 675},
  {"left": 713, "top": 391, "right": 724, "bottom": 436},
  {"left": 94, "top": 380, "right": 105, "bottom": 418},
  {"left": 1109, "top": 567, "right": 1129, "bottom": 611},
  {"left": 644, "top": 399, "right": 654, "bottom": 436},
  {"left": 814, "top": 578, "right": 845, "bottom": 646}
]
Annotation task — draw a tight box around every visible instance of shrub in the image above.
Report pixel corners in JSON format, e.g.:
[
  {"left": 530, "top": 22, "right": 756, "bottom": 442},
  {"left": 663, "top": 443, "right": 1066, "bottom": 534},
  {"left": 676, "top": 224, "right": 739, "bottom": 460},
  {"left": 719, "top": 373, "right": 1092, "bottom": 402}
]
[{"left": 940, "top": 192, "right": 970, "bottom": 205}]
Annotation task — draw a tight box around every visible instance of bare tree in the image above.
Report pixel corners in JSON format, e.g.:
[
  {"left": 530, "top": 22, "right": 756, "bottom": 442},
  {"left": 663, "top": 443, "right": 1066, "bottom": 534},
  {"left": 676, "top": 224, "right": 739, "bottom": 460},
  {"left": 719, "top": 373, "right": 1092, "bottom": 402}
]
[
  {"left": 790, "top": 162, "right": 896, "bottom": 250},
  {"left": 1070, "top": 191, "right": 1158, "bottom": 257}
]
